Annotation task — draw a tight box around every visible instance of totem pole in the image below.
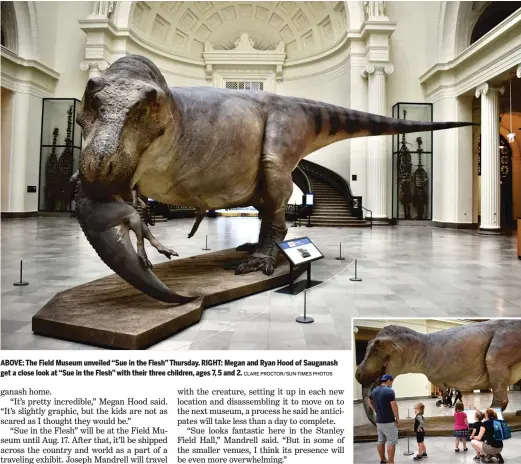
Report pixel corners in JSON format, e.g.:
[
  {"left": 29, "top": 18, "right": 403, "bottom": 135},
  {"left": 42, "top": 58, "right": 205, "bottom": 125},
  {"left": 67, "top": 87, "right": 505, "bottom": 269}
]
[
  {"left": 397, "top": 110, "right": 413, "bottom": 219},
  {"left": 44, "top": 128, "right": 60, "bottom": 210},
  {"left": 412, "top": 137, "right": 429, "bottom": 219},
  {"left": 57, "top": 106, "right": 74, "bottom": 211}
]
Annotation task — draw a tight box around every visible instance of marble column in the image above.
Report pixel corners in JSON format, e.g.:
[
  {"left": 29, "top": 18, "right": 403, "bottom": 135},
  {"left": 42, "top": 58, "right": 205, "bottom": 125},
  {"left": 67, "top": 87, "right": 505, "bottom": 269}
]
[
  {"left": 80, "top": 61, "right": 108, "bottom": 79},
  {"left": 361, "top": 63, "right": 394, "bottom": 221},
  {"left": 475, "top": 83, "right": 504, "bottom": 234},
  {"left": 9, "top": 91, "right": 31, "bottom": 211}
]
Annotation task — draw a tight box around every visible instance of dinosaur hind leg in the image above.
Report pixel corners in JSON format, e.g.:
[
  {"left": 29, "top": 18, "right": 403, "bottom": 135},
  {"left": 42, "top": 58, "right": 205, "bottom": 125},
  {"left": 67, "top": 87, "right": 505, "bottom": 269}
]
[
  {"left": 235, "top": 162, "right": 292, "bottom": 276},
  {"left": 485, "top": 330, "right": 521, "bottom": 411},
  {"left": 236, "top": 204, "right": 265, "bottom": 253}
]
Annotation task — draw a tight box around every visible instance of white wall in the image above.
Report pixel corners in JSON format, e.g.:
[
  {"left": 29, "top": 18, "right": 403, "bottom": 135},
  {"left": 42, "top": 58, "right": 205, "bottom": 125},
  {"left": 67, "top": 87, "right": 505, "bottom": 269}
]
[
  {"left": 1, "top": 88, "right": 14, "bottom": 211},
  {"left": 53, "top": 1, "right": 92, "bottom": 99}
]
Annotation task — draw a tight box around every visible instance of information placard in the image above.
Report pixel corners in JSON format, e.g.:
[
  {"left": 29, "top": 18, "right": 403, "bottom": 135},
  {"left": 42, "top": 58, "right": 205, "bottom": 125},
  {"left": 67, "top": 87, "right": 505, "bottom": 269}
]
[{"left": 278, "top": 237, "right": 324, "bottom": 266}]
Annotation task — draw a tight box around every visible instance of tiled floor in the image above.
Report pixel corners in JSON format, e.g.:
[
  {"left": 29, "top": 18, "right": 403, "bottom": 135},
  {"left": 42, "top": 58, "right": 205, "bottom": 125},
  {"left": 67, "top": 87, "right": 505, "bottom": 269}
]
[
  {"left": 354, "top": 392, "right": 521, "bottom": 427},
  {"left": 354, "top": 433, "right": 521, "bottom": 463},
  {"left": 1, "top": 217, "right": 520, "bottom": 350}
]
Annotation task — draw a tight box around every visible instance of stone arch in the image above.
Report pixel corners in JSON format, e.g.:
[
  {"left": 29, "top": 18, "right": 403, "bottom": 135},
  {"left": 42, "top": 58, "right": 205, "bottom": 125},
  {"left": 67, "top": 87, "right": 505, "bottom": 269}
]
[
  {"left": 437, "top": 1, "right": 490, "bottom": 63},
  {"left": 113, "top": 1, "right": 358, "bottom": 31},
  {"left": 10, "top": 1, "right": 38, "bottom": 59},
  {"left": 1, "top": 2, "right": 18, "bottom": 53},
  {"left": 344, "top": 1, "right": 364, "bottom": 30}
]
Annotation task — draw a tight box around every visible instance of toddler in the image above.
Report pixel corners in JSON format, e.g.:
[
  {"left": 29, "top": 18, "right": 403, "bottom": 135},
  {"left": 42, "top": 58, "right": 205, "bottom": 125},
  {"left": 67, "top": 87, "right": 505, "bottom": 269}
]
[
  {"left": 413, "top": 403, "right": 427, "bottom": 460},
  {"left": 453, "top": 401, "right": 469, "bottom": 452}
]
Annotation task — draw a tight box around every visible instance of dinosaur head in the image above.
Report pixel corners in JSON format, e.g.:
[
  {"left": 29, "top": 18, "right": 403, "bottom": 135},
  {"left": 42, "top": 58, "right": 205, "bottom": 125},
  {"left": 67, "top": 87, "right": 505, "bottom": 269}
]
[
  {"left": 77, "top": 75, "right": 172, "bottom": 197},
  {"left": 356, "top": 332, "right": 404, "bottom": 426},
  {"left": 356, "top": 334, "right": 404, "bottom": 386}
]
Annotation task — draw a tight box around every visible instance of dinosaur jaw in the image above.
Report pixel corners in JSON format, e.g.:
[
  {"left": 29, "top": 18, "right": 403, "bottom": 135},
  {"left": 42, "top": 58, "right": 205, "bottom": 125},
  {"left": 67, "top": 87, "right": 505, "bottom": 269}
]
[{"left": 360, "top": 364, "right": 388, "bottom": 426}]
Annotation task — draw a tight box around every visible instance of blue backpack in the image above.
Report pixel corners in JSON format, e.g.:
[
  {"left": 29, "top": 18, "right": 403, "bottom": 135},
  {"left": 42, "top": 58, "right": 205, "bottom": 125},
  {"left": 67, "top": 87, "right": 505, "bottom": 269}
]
[{"left": 492, "top": 420, "right": 511, "bottom": 440}]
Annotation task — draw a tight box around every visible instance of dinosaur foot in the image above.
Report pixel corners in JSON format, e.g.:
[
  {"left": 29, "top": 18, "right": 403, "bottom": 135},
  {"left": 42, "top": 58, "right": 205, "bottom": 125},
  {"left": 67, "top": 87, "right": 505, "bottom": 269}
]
[
  {"left": 155, "top": 245, "right": 178, "bottom": 259},
  {"left": 235, "top": 254, "right": 276, "bottom": 276},
  {"left": 236, "top": 242, "right": 258, "bottom": 253}
]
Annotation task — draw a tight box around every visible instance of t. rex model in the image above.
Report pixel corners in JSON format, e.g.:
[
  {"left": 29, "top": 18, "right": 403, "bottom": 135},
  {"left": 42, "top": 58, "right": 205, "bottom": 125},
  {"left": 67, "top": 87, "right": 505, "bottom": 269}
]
[
  {"left": 355, "top": 320, "right": 521, "bottom": 425},
  {"left": 75, "top": 54, "right": 474, "bottom": 303}
]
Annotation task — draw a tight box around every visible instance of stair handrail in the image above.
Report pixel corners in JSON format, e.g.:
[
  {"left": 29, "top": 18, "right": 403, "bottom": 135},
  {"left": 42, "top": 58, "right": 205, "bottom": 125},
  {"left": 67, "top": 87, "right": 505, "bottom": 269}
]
[
  {"left": 292, "top": 165, "right": 312, "bottom": 195},
  {"left": 297, "top": 159, "right": 355, "bottom": 211}
]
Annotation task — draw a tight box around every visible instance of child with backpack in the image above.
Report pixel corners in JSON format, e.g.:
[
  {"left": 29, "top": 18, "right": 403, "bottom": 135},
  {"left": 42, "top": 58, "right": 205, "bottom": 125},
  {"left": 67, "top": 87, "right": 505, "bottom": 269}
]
[
  {"left": 413, "top": 403, "right": 427, "bottom": 460},
  {"left": 453, "top": 401, "right": 469, "bottom": 452},
  {"left": 470, "top": 408, "right": 509, "bottom": 463}
]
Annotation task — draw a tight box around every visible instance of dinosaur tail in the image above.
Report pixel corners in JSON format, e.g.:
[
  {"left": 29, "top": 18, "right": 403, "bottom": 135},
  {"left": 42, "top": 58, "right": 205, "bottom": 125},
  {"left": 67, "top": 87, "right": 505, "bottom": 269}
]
[
  {"left": 291, "top": 97, "right": 476, "bottom": 142},
  {"left": 75, "top": 181, "right": 197, "bottom": 304}
]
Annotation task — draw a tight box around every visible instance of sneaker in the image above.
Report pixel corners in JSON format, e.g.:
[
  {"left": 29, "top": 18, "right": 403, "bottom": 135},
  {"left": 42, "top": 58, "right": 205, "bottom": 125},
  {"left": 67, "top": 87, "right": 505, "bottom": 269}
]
[
  {"left": 473, "top": 456, "right": 481, "bottom": 460},
  {"left": 412, "top": 456, "right": 422, "bottom": 461},
  {"left": 464, "top": 448, "right": 469, "bottom": 452},
  {"left": 455, "top": 449, "right": 460, "bottom": 452},
  {"left": 421, "top": 454, "right": 428, "bottom": 458},
  {"left": 496, "top": 454, "right": 504, "bottom": 464}
]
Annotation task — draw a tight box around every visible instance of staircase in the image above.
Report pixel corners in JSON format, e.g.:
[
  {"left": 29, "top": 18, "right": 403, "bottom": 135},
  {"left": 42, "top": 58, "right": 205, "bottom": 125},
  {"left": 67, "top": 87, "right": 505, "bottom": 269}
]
[
  {"left": 292, "top": 159, "right": 370, "bottom": 228},
  {"left": 309, "top": 178, "right": 368, "bottom": 227}
]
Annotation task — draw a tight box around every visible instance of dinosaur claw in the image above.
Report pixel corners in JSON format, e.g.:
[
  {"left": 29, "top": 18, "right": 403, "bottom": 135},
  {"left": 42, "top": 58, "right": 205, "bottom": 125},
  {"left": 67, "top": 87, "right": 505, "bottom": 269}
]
[
  {"left": 234, "top": 256, "right": 275, "bottom": 276},
  {"left": 156, "top": 246, "right": 178, "bottom": 259}
]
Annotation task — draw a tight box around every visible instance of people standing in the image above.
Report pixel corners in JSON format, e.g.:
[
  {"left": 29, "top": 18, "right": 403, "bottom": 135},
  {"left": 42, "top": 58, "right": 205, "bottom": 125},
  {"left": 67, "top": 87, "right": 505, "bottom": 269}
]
[
  {"left": 413, "top": 403, "right": 428, "bottom": 460},
  {"left": 453, "top": 401, "right": 470, "bottom": 452},
  {"left": 369, "top": 374, "right": 399, "bottom": 464},
  {"left": 471, "top": 408, "right": 504, "bottom": 463},
  {"left": 452, "top": 388, "right": 463, "bottom": 407}
]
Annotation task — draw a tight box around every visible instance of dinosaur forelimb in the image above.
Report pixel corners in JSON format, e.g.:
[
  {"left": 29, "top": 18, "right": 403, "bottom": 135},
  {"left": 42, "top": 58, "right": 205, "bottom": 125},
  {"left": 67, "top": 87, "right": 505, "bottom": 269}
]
[
  {"left": 188, "top": 208, "right": 206, "bottom": 238},
  {"left": 131, "top": 188, "right": 152, "bottom": 225}
]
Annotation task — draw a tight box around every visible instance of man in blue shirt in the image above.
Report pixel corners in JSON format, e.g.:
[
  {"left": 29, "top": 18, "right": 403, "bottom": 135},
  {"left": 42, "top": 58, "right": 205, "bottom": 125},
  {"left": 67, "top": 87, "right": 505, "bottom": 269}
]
[{"left": 369, "top": 374, "right": 399, "bottom": 464}]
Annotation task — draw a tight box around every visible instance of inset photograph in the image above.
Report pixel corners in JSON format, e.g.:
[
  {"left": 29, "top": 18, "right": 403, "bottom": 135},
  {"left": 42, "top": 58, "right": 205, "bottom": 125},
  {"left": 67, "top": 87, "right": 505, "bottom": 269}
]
[{"left": 353, "top": 319, "right": 521, "bottom": 463}]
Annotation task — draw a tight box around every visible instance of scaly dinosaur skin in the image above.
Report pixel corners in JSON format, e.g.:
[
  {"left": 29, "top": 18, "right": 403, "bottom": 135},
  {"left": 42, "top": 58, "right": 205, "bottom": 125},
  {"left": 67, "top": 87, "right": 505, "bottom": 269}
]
[
  {"left": 76, "top": 55, "right": 475, "bottom": 302},
  {"left": 355, "top": 320, "right": 521, "bottom": 425}
]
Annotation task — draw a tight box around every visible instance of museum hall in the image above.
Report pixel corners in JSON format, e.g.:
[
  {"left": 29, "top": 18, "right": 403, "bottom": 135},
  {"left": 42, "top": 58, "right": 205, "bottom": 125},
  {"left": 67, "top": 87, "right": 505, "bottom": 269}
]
[{"left": 1, "top": 2, "right": 520, "bottom": 351}]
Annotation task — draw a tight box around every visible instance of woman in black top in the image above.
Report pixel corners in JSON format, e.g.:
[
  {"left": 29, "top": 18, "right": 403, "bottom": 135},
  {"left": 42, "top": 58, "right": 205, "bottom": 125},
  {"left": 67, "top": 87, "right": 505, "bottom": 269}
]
[{"left": 470, "top": 408, "right": 504, "bottom": 463}]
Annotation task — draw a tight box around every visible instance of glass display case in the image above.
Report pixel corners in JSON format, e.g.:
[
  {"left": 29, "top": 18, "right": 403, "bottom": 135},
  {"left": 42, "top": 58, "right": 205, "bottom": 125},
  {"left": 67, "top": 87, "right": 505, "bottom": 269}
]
[
  {"left": 391, "top": 102, "right": 433, "bottom": 221},
  {"left": 38, "top": 99, "right": 82, "bottom": 212}
]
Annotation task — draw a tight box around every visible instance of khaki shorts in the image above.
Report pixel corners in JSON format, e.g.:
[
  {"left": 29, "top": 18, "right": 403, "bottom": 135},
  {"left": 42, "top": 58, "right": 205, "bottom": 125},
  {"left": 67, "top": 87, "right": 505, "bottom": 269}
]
[
  {"left": 376, "top": 422, "right": 398, "bottom": 446},
  {"left": 483, "top": 443, "right": 502, "bottom": 456}
]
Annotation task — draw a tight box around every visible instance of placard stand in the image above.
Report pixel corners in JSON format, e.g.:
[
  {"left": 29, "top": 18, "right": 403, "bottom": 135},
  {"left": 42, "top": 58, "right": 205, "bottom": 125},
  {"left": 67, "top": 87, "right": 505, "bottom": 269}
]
[
  {"left": 276, "top": 237, "right": 323, "bottom": 295},
  {"left": 296, "top": 289, "right": 314, "bottom": 324}
]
